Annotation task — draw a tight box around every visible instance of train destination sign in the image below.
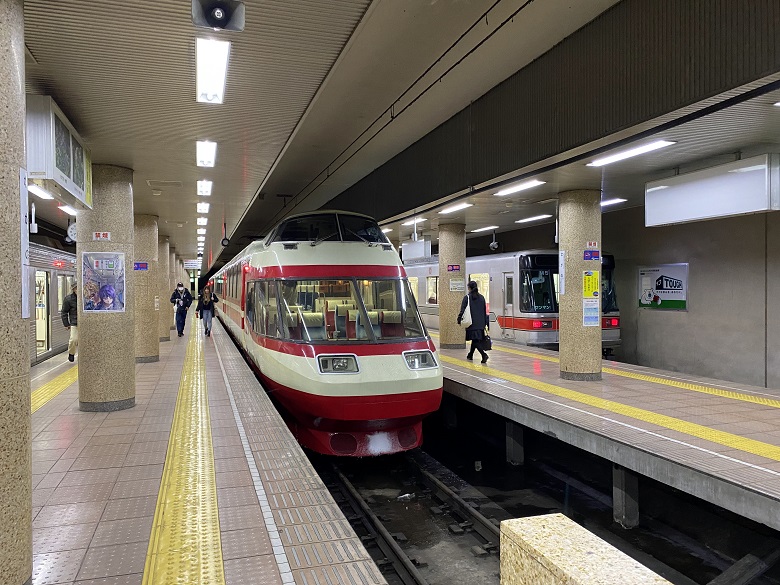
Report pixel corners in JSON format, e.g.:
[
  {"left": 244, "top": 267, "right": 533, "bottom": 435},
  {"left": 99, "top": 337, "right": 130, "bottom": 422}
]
[{"left": 638, "top": 264, "right": 688, "bottom": 310}]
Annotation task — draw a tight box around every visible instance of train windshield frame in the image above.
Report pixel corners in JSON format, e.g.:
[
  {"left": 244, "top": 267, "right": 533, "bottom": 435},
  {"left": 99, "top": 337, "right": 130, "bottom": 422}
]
[
  {"left": 244, "top": 276, "right": 427, "bottom": 343},
  {"left": 267, "top": 213, "right": 390, "bottom": 245},
  {"left": 518, "top": 254, "right": 618, "bottom": 314}
]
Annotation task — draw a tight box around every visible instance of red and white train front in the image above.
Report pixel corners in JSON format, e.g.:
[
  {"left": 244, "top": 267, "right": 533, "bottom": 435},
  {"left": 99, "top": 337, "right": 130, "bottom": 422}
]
[{"left": 215, "top": 212, "right": 443, "bottom": 456}]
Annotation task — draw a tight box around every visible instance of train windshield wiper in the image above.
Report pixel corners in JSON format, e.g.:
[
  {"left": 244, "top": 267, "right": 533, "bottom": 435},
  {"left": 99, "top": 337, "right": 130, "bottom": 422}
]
[
  {"left": 344, "top": 227, "right": 373, "bottom": 246},
  {"left": 310, "top": 232, "right": 339, "bottom": 246}
]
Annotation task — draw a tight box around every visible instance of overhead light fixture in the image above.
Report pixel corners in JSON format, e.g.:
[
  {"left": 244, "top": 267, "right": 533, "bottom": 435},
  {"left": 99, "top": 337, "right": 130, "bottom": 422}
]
[
  {"left": 197, "top": 202, "right": 210, "bottom": 213},
  {"left": 196, "top": 140, "right": 217, "bottom": 167},
  {"left": 197, "top": 180, "right": 212, "bottom": 196},
  {"left": 600, "top": 198, "right": 627, "bottom": 207},
  {"left": 196, "top": 38, "right": 230, "bottom": 104},
  {"left": 495, "top": 179, "right": 546, "bottom": 196},
  {"left": 774, "top": 102, "right": 780, "bottom": 107},
  {"left": 515, "top": 214, "right": 552, "bottom": 224},
  {"left": 197, "top": 236, "right": 205, "bottom": 242},
  {"left": 28, "top": 184, "right": 54, "bottom": 200},
  {"left": 439, "top": 202, "right": 473, "bottom": 214},
  {"left": 59, "top": 205, "right": 77, "bottom": 216},
  {"left": 646, "top": 185, "right": 668, "bottom": 193},
  {"left": 586, "top": 140, "right": 675, "bottom": 167},
  {"left": 402, "top": 218, "right": 426, "bottom": 226},
  {"left": 197, "top": 217, "right": 208, "bottom": 226},
  {"left": 197, "top": 228, "right": 206, "bottom": 235},
  {"left": 381, "top": 228, "right": 393, "bottom": 233},
  {"left": 471, "top": 225, "right": 499, "bottom": 233},
  {"left": 728, "top": 164, "right": 766, "bottom": 173}
]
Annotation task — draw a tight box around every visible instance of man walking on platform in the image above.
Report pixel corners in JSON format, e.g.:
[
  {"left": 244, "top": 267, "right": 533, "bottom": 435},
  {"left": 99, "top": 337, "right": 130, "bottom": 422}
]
[
  {"left": 61, "top": 281, "right": 79, "bottom": 362},
  {"left": 170, "top": 282, "right": 193, "bottom": 337}
]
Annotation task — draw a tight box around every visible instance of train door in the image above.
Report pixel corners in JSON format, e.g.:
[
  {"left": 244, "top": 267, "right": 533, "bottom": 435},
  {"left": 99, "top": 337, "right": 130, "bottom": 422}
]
[
  {"left": 502, "top": 272, "right": 515, "bottom": 340},
  {"left": 34, "top": 270, "right": 50, "bottom": 357}
]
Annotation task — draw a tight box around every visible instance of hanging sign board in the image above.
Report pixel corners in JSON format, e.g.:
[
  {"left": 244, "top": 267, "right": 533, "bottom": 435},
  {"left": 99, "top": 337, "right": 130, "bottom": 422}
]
[
  {"left": 183, "top": 259, "right": 201, "bottom": 269},
  {"left": 582, "top": 270, "right": 599, "bottom": 299},
  {"left": 638, "top": 264, "right": 688, "bottom": 310}
]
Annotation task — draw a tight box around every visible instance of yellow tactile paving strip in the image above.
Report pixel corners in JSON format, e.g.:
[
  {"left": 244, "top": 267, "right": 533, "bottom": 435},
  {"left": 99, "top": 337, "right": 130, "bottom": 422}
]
[
  {"left": 441, "top": 354, "right": 780, "bottom": 462},
  {"left": 432, "top": 332, "right": 780, "bottom": 408},
  {"left": 142, "top": 328, "right": 226, "bottom": 584},
  {"left": 30, "top": 366, "right": 78, "bottom": 414}
]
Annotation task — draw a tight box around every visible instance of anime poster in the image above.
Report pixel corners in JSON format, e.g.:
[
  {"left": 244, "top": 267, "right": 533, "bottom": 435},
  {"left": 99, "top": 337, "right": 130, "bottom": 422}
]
[{"left": 82, "top": 252, "right": 126, "bottom": 312}]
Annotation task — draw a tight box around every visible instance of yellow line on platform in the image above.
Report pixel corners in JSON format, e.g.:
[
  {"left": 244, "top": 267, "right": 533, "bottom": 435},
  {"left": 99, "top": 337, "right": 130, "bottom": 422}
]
[
  {"left": 142, "top": 330, "right": 225, "bottom": 585},
  {"left": 432, "top": 332, "right": 780, "bottom": 408},
  {"left": 30, "top": 366, "right": 78, "bottom": 414},
  {"left": 441, "top": 354, "right": 780, "bottom": 461}
]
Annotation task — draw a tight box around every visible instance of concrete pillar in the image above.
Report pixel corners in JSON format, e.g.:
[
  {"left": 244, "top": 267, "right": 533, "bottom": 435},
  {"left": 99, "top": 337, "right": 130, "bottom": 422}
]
[
  {"left": 76, "top": 165, "right": 135, "bottom": 411},
  {"left": 613, "top": 464, "right": 639, "bottom": 528},
  {"left": 437, "top": 223, "right": 467, "bottom": 349},
  {"left": 169, "top": 249, "right": 177, "bottom": 330},
  {"left": 0, "top": 2, "right": 32, "bottom": 583},
  {"left": 133, "top": 215, "right": 159, "bottom": 362},
  {"left": 559, "top": 190, "right": 602, "bottom": 380},
  {"left": 505, "top": 421, "right": 524, "bottom": 466},
  {"left": 158, "top": 237, "right": 170, "bottom": 342}
]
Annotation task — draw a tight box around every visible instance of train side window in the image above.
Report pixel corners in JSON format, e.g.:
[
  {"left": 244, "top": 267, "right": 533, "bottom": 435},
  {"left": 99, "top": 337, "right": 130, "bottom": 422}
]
[
  {"left": 426, "top": 276, "right": 438, "bottom": 305},
  {"left": 469, "top": 273, "right": 490, "bottom": 311}
]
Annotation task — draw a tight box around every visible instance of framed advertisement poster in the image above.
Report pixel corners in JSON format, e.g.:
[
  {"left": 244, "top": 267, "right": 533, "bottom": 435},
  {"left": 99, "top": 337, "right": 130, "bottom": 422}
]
[
  {"left": 637, "top": 264, "right": 688, "bottom": 310},
  {"left": 82, "top": 252, "right": 126, "bottom": 312}
]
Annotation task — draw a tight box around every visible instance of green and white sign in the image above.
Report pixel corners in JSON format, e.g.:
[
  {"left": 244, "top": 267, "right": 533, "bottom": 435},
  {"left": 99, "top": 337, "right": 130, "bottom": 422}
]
[{"left": 638, "top": 264, "right": 688, "bottom": 310}]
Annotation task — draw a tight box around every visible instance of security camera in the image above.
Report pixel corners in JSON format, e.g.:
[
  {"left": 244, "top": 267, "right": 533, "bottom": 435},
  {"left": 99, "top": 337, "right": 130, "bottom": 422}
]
[{"left": 489, "top": 241, "right": 499, "bottom": 251}]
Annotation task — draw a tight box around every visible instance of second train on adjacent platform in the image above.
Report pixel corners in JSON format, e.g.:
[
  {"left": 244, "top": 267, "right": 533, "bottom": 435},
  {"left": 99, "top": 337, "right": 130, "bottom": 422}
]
[
  {"left": 213, "top": 211, "right": 443, "bottom": 457},
  {"left": 403, "top": 250, "right": 620, "bottom": 354}
]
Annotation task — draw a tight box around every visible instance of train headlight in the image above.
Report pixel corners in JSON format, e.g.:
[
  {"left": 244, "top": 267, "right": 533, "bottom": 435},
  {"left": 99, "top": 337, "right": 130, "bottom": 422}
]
[
  {"left": 318, "top": 355, "right": 359, "bottom": 374},
  {"left": 403, "top": 350, "right": 437, "bottom": 370}
]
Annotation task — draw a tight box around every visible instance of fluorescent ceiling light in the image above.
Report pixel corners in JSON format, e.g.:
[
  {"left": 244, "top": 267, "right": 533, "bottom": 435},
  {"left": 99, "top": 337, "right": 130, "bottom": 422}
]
[
  {"left": 196, "top": 38, "right": 230, "bottom": 104},
  {"left": 197, "top": 236, "right": 205, "bottom": 242},
  {"left": 381, "top": 228, "right": 392, "bottom": 233},
  {"left": 439, "top": 202, "right": 473, "bottom": 214},
  {"left": 774, "top": 102, "right": 780, "bottom": 107},
  {"left": 197, "top": 202, "right": 210, "bottom": 213},
  {"left": 402, "top": 218, "right": 426, "bottom": 226},
  {"left": 28, "top": 184, "right": 53, "bottom": 199},
  {"left": 515, "top": 214, "right": 552, "bottom": 224},
  {"left": 601, "top": 198, "right": 627, "bottom": 207},
  {"left": 495, "top": 179, "right": 545, "bottom": 196},
  {"left": 471, "top": 225, "right": 498, "bottom": 233},
  {"left": 729, "top": 164, "right": 766, "bottom": 173},
  {"left": 646, "top": 185, "right": 668, "bottom": 193},
  {"left": 197, "top": 228, "right": 206, "bottom": 235},
  {"left": 197, "top": 217, "right": 208, "bottom": 226},
  {"left": 59, "top": 205, "right": 77, "bottom": 216},
  {"left": 587, "top": 140, "right": 675, "bottom": 167},
  {"left": 197, "top": 180, "right": 212, "bottom": 196},
  {"left": 196, "top": 141, "right": 217, "bottom": 167}
]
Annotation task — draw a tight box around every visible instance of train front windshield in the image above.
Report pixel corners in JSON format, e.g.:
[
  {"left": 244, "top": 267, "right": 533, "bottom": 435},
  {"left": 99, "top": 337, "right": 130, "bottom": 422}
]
[
  {"left": 519, "top": 256, "right": 618, "bottom": 314},
  {"left": 253, "top": 277, "right": 426, "bottom": 342}
]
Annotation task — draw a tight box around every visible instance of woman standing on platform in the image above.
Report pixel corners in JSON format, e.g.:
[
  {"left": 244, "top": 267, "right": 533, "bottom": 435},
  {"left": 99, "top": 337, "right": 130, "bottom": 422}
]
[
  {"left": 195, "top": 285, "right": 219, "bottom": 337},
  {"left": 457, "top": 280, "right": 489, "bottom": 364}
]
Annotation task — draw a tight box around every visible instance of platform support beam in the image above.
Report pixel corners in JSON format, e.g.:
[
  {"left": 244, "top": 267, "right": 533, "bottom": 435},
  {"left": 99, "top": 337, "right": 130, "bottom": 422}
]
[
  {"left": 613, "top": 464, "right": 639, "bottom": 529},
  {"left": 134, "top": 215, "right": 160, "bottom": 361},
  {"left": 438, "top": 223, "right": 467, "bottom": 350},
  {"left": 158, "top": 236, "right": 171, "bottom": 341},
  {"left": 169, "top": 248, "right": 177, "bottom": 330},
  {"left": 505, "top": 421, "right": 525, "bottom": 466}
]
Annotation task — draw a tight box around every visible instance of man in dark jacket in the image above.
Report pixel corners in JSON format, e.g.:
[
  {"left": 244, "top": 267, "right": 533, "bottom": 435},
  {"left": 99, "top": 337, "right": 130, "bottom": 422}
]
[
  {"left": 61, "top": 281, "right": 78, "bottom": 362},
  {"left": 457, "top": 280, "right": 490, "bottom": 363},
  {"left": 170, "top": 282, "right": 193, "bottom": 337}
]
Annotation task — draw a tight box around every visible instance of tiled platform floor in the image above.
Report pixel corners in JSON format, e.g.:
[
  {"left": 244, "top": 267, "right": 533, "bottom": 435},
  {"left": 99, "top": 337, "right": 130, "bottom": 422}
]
[{"left": 29, "top": 320, "right": 385, "bottom": 585}]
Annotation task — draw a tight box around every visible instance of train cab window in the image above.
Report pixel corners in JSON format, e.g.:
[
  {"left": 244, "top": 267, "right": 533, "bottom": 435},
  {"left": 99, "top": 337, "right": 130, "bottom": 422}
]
[
  {"left": 520, "top": 270, "right": 556, "bottom": 312},
  {"left": 360, "top": 279, "right": 425, "bottom": 340},
  {"left": 275, "top": 214, "right": 339, "bottom": 244},
  {"left": 426, "top": 276, "right": 438, "bottom": 305},
  {"left": 338, "top": 214, "right": 388, "bottom": 243},
  {"left": 407, "top": 277, "right": 418, "bottom": 301},
  {"left": 245, "top": 281, "right": 256, "bottom": 332},
  {"left": 602, "top": 265, "right": 618, "bottom": 314}
]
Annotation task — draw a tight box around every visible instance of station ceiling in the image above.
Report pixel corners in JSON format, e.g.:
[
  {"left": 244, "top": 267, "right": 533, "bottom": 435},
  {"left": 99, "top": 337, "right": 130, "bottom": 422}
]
[{"left": 22, "top": 0, "right": 618, "bottom": 271}]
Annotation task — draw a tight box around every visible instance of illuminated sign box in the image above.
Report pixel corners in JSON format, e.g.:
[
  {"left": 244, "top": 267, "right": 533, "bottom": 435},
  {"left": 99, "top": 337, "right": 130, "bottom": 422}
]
[{"left": 645, "top": 154, "right": 780, "bottom": 227}]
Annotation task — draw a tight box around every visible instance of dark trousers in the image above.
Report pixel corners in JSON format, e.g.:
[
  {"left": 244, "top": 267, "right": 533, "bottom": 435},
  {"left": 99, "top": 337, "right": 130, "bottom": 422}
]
[
  {"left": 468, "top": 339, "right": 487, "bottom": 359},
  {"left": 176, "top": 309, "right": 187, "bottom": 334}
]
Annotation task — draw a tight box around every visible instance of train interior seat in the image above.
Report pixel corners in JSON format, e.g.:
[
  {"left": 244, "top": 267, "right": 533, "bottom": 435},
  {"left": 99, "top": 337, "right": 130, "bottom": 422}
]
[
  {"left": 359, "top": 311, "right": 381, "bottom": 338},
  {"left": 300, "top": 312, "right": 326, "bottom": 340},
  {"left": 284, "top": 312, "right": 301, "bottom": 339},
  {"left": 380, "top": 310, "right": 404, "bottom": 337},
  {"left": 335, "top": 304, "right": 354, "bottom": 339}
]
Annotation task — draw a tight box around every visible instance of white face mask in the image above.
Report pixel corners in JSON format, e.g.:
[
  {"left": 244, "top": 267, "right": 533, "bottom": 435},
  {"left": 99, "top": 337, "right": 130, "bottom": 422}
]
[{"left": 178, "top": 287, "right": 184, "bottom": 292}]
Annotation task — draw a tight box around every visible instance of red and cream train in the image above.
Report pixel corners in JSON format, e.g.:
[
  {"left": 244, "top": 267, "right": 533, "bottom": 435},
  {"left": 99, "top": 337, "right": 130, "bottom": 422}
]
[{"left": 212, "top": 211, "right": 443, "bottom": 457}]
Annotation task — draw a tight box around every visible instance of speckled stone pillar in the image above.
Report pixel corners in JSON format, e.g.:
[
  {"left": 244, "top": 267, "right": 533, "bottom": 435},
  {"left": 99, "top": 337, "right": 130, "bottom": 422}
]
[
  {"left": 77, "top": 165, "right": 136, "bottom": 411},
  {"left": 0, "top": 2, "right": 32, "bottom": 583},
  {"left": 169, "top": 249, "right": 177, "bottom": 330},
  {"left": 133, "top": 215, "right": 159, "bottom": 362},
  {"left": 437, "top": 223, "right": 467, "bottom": 349},
  {"left": 559, "top": 190, "right": 602, "bottom": 381},
  {"left": 158, "top": 236, "right": 170, "bottom": 341}
]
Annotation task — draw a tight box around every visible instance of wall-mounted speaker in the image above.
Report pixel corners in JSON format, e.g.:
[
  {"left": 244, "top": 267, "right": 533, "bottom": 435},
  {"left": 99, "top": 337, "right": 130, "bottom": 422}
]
[{"left": 192, "top": 0, "right": 245, "bottom": 31}]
